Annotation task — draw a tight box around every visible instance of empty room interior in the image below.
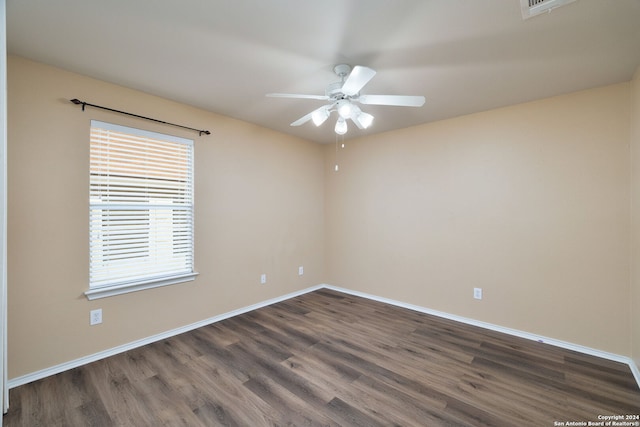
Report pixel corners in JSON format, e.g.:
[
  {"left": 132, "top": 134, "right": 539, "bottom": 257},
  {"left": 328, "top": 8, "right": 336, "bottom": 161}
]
[{"left": 2, "top": 0, "right": 640, "bottom": 425}]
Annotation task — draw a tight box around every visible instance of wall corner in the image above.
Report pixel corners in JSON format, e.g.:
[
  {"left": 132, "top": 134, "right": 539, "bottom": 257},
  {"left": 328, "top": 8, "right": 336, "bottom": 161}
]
[{"left": 630, "top": 65, "right": 640, "bottom": 373}]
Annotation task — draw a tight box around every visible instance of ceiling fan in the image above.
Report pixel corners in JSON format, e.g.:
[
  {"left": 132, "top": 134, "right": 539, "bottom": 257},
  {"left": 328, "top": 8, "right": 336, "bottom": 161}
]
[{"left": 267, "top": 64, "right": 425, "bottom": 135}]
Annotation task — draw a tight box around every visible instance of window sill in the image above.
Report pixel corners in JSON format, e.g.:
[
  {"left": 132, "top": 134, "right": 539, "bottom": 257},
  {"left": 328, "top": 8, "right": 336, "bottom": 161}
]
[{"left": 85, "top": 272, "right": 199, "bottom": 300}]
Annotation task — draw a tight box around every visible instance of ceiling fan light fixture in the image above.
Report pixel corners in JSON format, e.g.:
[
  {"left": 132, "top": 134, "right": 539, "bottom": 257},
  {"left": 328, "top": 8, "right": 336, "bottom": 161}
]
[
  {"left": 355, "top": 111, "right": 374, "bottom": 129},
  {"left": 337, "top": 100, "right": 353, "bottom": 119},
  {"left": 311, "top": 108, "right": 329, "bottom": 126},
  {"left": 335, "top": 117, "right": 348, "bottom": 135}
]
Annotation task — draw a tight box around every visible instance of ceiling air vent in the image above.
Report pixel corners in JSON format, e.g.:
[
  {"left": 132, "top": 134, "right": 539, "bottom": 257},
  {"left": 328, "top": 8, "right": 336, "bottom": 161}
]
[{"left": 520, "top": 0, "right": 577, "bottom": 20}]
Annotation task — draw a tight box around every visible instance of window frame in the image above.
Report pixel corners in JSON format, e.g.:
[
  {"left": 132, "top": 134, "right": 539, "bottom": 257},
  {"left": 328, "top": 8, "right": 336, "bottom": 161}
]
[{"left": 86, "top": 120, "right": 197, "bottom": 300}]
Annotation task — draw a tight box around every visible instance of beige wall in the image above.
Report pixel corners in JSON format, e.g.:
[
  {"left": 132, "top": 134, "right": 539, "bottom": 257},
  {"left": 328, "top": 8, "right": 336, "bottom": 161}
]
[
  {"left": 7, "top": 56, "right": 325, "bottom": 379},
  {"left": 7, "top": 54, "right": 638, "bottom": 381},
  {"left": 325, "top": 83, "right": 632, "bottom": 355},
  {"left": 632, "top": 66, "right": 640, "bottom": 371}
]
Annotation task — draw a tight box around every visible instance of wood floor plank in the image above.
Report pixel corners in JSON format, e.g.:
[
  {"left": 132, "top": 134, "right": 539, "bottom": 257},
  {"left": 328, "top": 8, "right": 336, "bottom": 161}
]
[
  {"left": 185, "top": 353, "right": 282, "bottom": 426},
  {"left": 191, "top": 401, "right": 241, "bottom": 427},
  {"left": 83, "top": 359, "right": 145, "bottom": 426},
  {"left": 325, "top": 397, "right": 387, "bottom": 427},
  {"left": 230, "top": 339, "right": 331, "bottom": 412},
  {"left": 349, "top": 373, "right": 458, "bottom": 426},
  {"left": 4, "top": 289, "right": 640, "bottom": 426},
  {"left": 243, "top": 373, "right": 336, "bottom": 426},
  {"left": 135, "top": 374, "right": 204, "bottom": 426}
]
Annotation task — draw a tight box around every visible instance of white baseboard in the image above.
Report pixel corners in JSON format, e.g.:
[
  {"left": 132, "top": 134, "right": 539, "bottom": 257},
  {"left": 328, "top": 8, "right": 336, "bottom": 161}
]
[
  {"left": 8, "top": 283, "right": 640, "bottom": 392},
  {"left": 8, "top": 285, "right": 324, "bottom": 389},
  {"left": 323, "top": 284, "right": 640, "bottom": 390},
  {"left": 629, "top": 357, "right": 640, "bottom": 389}
]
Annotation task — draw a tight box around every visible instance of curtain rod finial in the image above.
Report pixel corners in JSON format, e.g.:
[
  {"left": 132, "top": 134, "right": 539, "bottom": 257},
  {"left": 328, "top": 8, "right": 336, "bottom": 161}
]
[{"left": 70, "top": 98, "right": 87, "bottom": 111}]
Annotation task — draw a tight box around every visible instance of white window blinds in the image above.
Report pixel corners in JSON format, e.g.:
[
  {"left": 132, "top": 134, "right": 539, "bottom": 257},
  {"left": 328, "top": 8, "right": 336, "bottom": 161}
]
[{"left": 89, "top": 120, "right": 194, "bottom": 293}]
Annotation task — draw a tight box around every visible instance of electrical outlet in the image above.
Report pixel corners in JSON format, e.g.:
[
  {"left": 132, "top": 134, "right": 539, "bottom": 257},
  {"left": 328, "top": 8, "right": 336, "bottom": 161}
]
[
  {"left": 90, "top": 308, "right": 102, "bottom": 325},
  {"left": 260, "top": 274, "right": 267, "bottom": 284},
  {"left": 298, "top": 266, "right": 304, "bottom": 276},
  {"left": 473, "top": 288, "right": 483, "bottom": 300}
]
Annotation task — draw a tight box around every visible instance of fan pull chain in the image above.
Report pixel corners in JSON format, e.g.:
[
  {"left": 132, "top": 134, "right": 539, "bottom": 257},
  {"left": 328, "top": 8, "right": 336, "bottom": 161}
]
[
  {"left": 334, "top": 134, "right": 339, "bottom": 172},
  {"left": 334, "top": 134, "right": 345, "bottom": 172}
]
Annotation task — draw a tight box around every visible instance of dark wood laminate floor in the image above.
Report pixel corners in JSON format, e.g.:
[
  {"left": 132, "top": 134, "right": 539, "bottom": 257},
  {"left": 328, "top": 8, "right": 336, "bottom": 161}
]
[{"left": 4, "top": 289, "right": 640, "bottom": 426}]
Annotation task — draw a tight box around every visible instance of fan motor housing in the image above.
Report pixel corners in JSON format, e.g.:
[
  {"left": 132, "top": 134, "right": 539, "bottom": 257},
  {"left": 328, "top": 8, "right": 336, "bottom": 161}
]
[{"left": 325, "top": 81, "right": 349, "bottom": 99}]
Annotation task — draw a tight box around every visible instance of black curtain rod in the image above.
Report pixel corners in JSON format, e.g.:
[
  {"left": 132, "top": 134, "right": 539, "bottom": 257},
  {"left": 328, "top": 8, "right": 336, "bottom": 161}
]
[{"left": 70, "top": 99, "right": 211, "bottom": 136}]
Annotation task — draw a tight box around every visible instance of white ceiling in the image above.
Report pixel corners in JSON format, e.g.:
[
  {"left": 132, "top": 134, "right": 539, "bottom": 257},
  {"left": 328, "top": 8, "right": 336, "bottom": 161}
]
[{"left": 7, "top": 0, "right": 640, "bottom": 144}]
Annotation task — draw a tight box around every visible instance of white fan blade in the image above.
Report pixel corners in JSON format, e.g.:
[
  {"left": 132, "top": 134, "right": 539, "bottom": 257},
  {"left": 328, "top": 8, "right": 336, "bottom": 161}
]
[
  {"left": 359, "top": 94, "right": 425, "bottom": 107},
  {"left": 267, "top": 93, "right": 329, "bottom": 100},
  {"left": 290, "top": 112, "right": 314, "bottom": 126},
  {"left": 290, "top": 104, "right": 333, "bottom": 127},
  {"left": 341, "top": 66, "right": 376, "bottom": 96}
]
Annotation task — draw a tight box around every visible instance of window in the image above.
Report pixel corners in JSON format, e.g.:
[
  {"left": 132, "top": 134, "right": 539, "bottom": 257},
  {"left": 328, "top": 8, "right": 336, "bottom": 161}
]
[{"left": 87, "top": 120, "right": 196, "bottom": 300}]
